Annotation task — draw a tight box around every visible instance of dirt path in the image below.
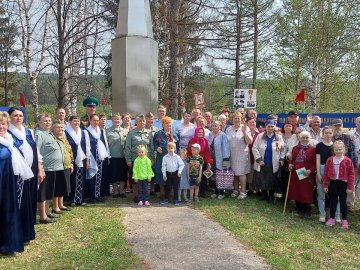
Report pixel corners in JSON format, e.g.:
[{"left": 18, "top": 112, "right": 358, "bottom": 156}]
[{"left": 122, "top": 204, "right": 271, "bottom": 270}]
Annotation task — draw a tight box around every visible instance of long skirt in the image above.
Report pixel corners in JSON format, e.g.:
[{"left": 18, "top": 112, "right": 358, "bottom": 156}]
[
  {"left": 18, "top": 176, "right": 36, "bottom": 243},
  {"left": 0, "top": 158, "right": 24, "bottom": 253},
  {"left": 253, "top": 164, "right": 276, "bottom": 191}
]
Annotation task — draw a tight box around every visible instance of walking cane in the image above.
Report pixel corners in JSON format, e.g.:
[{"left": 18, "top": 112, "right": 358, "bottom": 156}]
[{"left": 282, "top": 171, "right": 292, "bottom": 215}]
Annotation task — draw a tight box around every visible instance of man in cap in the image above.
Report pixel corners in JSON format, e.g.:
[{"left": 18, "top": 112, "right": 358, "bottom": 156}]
[
  {"left": 288, "top": 110, "right": 299, "bottom": 132},
  {"left": 332, "top": 118, "right": 357, "bottom": 211},
  {"left": 80, "top": 96, "right": 99, "bottom": 129}
]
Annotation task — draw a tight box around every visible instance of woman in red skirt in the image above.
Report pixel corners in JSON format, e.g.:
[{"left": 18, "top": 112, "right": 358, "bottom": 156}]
[{"left": 288, "top": 131, "right": 316, "bottom": 219}]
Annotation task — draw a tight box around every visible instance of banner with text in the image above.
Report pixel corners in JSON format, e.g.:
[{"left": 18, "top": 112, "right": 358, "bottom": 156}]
[{"left": 257, "top": 113, "right": 360, "bottom": 128}]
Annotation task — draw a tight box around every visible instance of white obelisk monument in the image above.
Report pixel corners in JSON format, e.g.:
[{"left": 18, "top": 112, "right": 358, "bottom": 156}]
[{"left": 112, "top": 0, "right": 158, "bottom": 116}]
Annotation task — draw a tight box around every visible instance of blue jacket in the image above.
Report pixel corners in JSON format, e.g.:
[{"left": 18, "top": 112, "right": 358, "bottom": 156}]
[{"left": 207, "top": 131, "right": 230, "bottom": 170}]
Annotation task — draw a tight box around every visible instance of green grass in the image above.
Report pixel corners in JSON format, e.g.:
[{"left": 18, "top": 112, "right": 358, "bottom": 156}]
[
  {"left": 194, "top": 196, "right": 360, "bottom": 270},
  {"left": 0, "top": 199, "right": 144, "bottom": 270},
  {"left": 2, "top": 193, "right": 359, "bottom": 270}
]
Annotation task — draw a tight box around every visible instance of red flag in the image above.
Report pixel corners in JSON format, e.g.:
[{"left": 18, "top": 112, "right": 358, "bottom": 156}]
[
  {"left": 19, "top": 92, "right": 26, "bottom": 107},
  {"left": 295, "top": 88, "right": 305, "bottom": 102}
]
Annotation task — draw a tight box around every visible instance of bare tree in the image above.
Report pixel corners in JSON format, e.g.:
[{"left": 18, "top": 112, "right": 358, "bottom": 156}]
[{"left": 15, "top": 0, "right": 53, "bottom": 121}]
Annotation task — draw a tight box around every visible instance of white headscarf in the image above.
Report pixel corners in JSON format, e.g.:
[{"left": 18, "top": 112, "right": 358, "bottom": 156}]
[
  {"left": 0, "top": 132, "right": 34, "bottom": 180},
  {"left": 86, "top": 126, "right": 109, "bottom": 161},
  {"left": 65, "top": 126, "right": 86, "bottom": 167},
  {"left": 8, "top": 123, "right": 34, "bottom": 167}
]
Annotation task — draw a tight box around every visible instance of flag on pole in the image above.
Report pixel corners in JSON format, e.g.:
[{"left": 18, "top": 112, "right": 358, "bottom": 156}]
[
  {"left": 19, "top": 92, "right": 26, "bottom": 107},
  {"left": 295, "top": 88, "right": 305, "bottom": 102}
]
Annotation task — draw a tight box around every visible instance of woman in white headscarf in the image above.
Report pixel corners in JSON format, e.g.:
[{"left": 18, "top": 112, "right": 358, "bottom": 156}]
[
  {"left": 7, "top": 107, "right": 43, "bottom": 243},
  {"left": 0, "top": 111, "right": 34, "bottom": 255},
  {"left": 65, "top": 115, "right": 90, "bottom": 206},
  {"left": 86, "top": 114, "right": 109, "bottom": 203}
]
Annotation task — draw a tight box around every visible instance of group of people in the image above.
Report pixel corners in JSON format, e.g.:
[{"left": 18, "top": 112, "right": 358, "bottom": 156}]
[{"left": 1, "top": 97, "right": 359, "bottom": 256}]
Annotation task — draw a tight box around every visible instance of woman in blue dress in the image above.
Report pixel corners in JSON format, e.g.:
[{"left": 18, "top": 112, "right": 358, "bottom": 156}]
[
  {"left": 7, "top": 107, "right": 44, "bottom": 245},
  {"left": 0, "top": 111, "right": 24, "bottom": 255},
  {"left": 153, "top": 116, "right": 175, "bottom": 203}
]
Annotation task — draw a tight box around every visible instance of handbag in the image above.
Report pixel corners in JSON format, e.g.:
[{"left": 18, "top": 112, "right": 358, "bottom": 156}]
[{"left": 215, "top": 169, "right": 234, "bottom": 190}]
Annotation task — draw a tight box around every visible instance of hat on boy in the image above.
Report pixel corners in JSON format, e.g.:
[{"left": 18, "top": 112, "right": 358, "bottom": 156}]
[{"left": 191, "top": 143, "right": 201, "bottom": 151}]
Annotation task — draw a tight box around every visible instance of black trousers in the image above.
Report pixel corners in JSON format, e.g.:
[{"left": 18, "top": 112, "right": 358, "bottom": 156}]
[
  {"left": 329, "top": 180, "right": 348, "bottom": 220},
  {"left": 165, "top": 171, "right": 179, "bottom": 201}
]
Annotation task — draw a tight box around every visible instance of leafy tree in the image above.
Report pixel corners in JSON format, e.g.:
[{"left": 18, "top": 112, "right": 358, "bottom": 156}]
[{"left": 0, "top": 1, "right": 19, "bottom": 106}]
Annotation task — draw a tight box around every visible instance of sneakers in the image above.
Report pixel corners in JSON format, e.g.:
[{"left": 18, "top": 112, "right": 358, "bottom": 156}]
[
  {"left": 217, "top": 195, "right": 225, "bottom": 199},
  {"left": 210, "top": 194, "right": 217, "bottom": 199},
  {"left": 138, "top": 201, "right": 143, "bottom": 206},
  {"left": 174, "top": 201, "right": 180, "bottom": 206},
  {"left": 319, "top": 216, "right": 326, "bottom": 223},
  {"left": 231, "top": 191, "right": 239, "bottom": 198},
  {"left": 325, "top": 218, "right": 335, "bottom": 226},
  {"left": 335, "top": 217, "right": 341, "bottom": 223},
  {"left": 160, "top": 199, "right": 169, "bottom": 205},
  {"left": 144, "top": 201, "right": 151, "bottom": 206},
  {"left": 237, "top": 192, "right": 247, "bottom": 199},
  {"left": 341, "top": 220, "right": 349, "bottom": 229}
]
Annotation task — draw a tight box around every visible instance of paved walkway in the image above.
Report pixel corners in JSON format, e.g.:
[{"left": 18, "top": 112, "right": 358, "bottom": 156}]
[{"left": 122, "top": 204, "right": 270, "bottom": 270}]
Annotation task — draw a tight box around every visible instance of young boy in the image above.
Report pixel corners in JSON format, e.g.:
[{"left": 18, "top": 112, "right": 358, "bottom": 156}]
[
  {"left": 187, "top": 143, "right": 204, "bottom": 202},
  {"left": 161, "top": 142, "right": 185, "bottom": 205}
]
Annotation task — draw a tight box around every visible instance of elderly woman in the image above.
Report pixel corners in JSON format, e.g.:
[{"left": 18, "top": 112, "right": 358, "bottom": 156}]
[
  {"left": 252, "top": 120, "right": 284, "bottom": 203},
  {"left": 65, "top": 115, "right": 90, "bottom": 206},
  {"left": 35, "top": 113, "right": 64, "bottom": 223},
  {"left": 195, "top": 115, "right": 211, "bottom": 140},
  {"left": 86, "top": 114, "right": 109, "bottom": 203},
  {"left": 187, "top": 127, "right": 212, "bottom": 197},
  {"left": 218, "top": 114, "right": 230, "bottom": 132},
  {"left": 153, "top": 116, "right": 175, "bottom": 203},
  {"left": 107, "top": 113, "right": 129, "bottom": 198},
  {"left": 208, "top": 121, "right": 230, "bottom": 199},
  {"left": 125, "top": 114, "right": 154, "bottom": 203},
  {"left": 288, "top": 131, "right": 316, "bottom": 219},
  {"left": 53, "top": 121, "right": 74, "bottom": 213},
  {"left": 7, "top": 107, "right": 43, "bottom": 245},
  {"left": 175, "top": 111, "right": 195, "bottom": 150},
  {"left": 0, "top": 112, "right": 29, "bottom": 255},
  {"left": 226, "top": 112, "right": 253, "bottom": 199}
]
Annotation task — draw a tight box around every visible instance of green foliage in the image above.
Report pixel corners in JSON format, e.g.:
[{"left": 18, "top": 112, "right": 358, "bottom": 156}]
[
  {"left": 0, "top": 1, "right": 20, "bottom": 106},
  {"left": 0, "top": 199, "right": 143, "bottom": 270}
]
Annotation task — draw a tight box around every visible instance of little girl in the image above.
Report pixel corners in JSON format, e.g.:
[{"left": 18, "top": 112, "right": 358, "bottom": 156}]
[
  {"left": 179, "top": 149, "right": 190, "bottom": 202},
  {"left": 323, "top": 141, "right": 355, "bottom": 228},
  {"left": 132, "top": 145, "right": 154, "bottom": 206}
]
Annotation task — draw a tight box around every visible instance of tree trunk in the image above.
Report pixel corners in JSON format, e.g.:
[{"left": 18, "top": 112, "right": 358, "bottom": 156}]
[
  {"left": 235, "top": 0, "right": 243, "bottom": 89},
  {"left": 252, "top": 0, "right": 258, "bottom": 90},
  {"left": 168, "top": 0, "right": 182, "bottom": 118},
  {"left": 30, "top": 72, "right": 40, "bottom": 122}
]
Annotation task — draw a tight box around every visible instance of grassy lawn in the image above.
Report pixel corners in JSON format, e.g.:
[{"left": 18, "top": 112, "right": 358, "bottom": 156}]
[
  {"left": 195, "top": 195, "right": 360, "bottom": 270},
  {"left": 0, "top": 198, "right": 143, "bottom": 270}
]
